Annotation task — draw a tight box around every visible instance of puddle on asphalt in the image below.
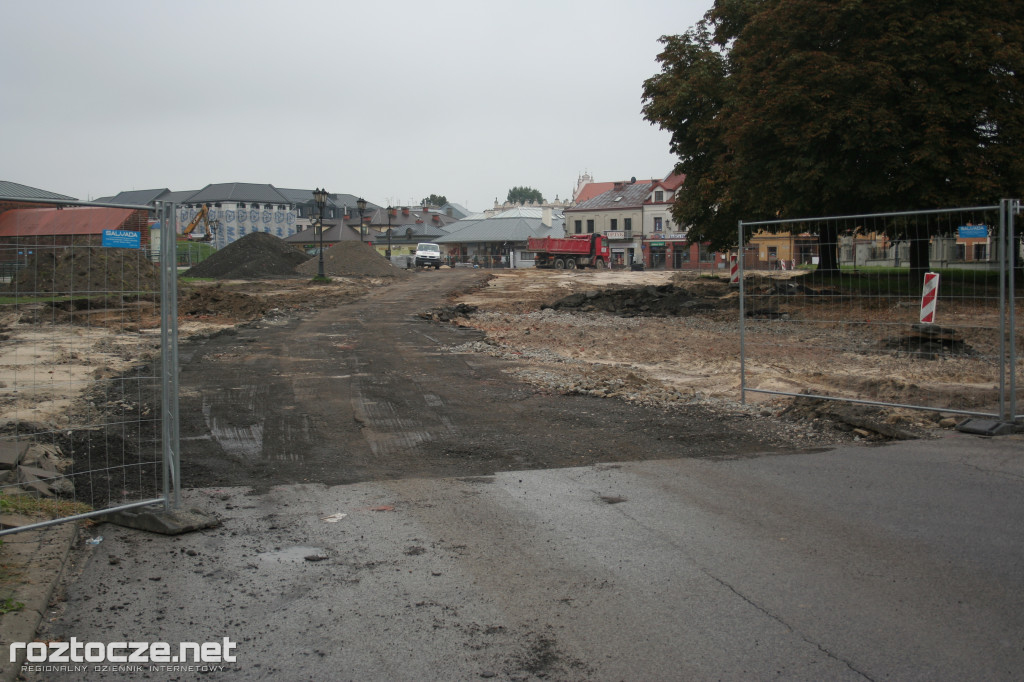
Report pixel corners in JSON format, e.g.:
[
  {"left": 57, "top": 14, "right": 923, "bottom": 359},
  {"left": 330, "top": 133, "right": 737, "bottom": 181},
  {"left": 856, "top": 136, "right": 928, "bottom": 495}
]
[{"left": 258, "top": 546, "right": 329, "bottom": 563}]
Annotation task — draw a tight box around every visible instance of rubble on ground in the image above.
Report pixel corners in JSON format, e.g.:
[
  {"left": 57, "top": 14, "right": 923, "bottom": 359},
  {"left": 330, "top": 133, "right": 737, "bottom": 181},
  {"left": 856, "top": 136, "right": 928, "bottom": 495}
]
[{"left": 544, "top": 283, "right": 727, "bottom": 317}]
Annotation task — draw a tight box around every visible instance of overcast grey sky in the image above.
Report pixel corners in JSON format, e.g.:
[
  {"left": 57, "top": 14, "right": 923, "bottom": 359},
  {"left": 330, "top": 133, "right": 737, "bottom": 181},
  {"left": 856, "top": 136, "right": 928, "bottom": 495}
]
[{"left": 1, "top": 0, "right": 710, "bottom": 211}]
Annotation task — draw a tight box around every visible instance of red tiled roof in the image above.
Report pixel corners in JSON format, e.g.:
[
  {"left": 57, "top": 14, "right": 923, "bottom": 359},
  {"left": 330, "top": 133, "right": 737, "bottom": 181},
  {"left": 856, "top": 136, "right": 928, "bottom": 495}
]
[
  {"left": 0, "top": 206, "right": 140, "bottom": 237},
  {"left": 656, "top": 172, "right": 686, "bottom": 191},
  {"left": 575, "top": 182, "right": 617, "bottom": 203}
]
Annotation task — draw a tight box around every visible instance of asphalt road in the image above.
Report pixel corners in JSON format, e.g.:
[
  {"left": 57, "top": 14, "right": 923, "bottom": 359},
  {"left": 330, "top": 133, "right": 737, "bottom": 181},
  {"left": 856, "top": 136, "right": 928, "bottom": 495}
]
[
  {"left": 31, "top": 434, "right": 1024, "bottom": 681},
  {"left": 25, "top": 270, "right": 1024, "bottom": 681}
]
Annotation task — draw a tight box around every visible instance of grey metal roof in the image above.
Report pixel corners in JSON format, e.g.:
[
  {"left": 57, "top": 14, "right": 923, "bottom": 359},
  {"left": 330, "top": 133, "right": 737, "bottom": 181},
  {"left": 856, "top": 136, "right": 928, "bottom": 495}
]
[
  {"left": 277, "top": 188, "right": 381, "bottom": 213},
  {"left": 435, "top": 216, "right": 559, "bottom": 244},
  {"left": 162, "top": 189, "right": 199, "bottom": 203},
  {"left": 567, "top": 181, "right": 653, "bottom": 211},
  {"left": 283, "top": 223, "right": 362, "bottom": 243},
  {"left": 440, "top": 202, "right": 471, "bottom": 219},
  {"left": 0, "top": 180, "right": 77, "bottom": 201},
  {"left": 186, "top": 183, "right": 292, "bottom": 205},
  {"left": 101, "top": 188, "right": 172, "bottom": 205}
]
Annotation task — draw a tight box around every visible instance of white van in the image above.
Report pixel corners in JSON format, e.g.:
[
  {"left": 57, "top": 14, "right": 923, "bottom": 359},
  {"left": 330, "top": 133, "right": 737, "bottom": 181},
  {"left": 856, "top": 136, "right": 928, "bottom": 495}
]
[{"left": 414, "top": 243, "right": 442, "bottom": 269}]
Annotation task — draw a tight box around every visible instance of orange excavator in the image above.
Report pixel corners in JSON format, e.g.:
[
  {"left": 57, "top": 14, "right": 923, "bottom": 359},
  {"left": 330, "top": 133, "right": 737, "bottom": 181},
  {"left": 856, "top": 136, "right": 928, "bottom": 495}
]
[{"left": 182, "top": 203, "right": 216, "bottom": 241}]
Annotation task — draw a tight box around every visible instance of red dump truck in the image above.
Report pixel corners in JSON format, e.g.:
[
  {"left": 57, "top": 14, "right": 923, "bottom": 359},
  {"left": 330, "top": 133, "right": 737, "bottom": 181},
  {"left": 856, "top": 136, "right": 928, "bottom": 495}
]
[{"left": 526, "top": 234, "right": 610, "bottom": 269}]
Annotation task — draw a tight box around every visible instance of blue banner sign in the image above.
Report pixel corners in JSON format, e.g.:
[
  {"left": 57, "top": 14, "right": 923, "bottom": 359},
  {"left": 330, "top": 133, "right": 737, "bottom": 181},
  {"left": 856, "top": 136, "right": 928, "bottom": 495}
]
[
  {"left": 958, "top": 225, "right": 988, "bottom": 239},
  {"left": 102, "top": 230, "right": 141, "bottom": 248}
]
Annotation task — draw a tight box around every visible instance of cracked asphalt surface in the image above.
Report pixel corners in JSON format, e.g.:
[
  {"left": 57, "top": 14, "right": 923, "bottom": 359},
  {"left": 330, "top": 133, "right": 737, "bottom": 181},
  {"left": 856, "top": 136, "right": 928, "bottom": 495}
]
[{"left": 25, "top": 270, "right": 1024, "bottom": 681}]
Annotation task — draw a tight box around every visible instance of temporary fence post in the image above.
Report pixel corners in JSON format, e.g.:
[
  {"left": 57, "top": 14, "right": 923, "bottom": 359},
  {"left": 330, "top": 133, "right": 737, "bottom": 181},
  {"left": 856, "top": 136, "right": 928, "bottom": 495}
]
[
  {"left": 1003, "top": 199, "right": 1018, "bottom": 421},
  {"left": 159, "top": 202, "right": 182, "bottom": 510},
  {"left": 738, "top": 220, "right": 746, "bottom": 404}
]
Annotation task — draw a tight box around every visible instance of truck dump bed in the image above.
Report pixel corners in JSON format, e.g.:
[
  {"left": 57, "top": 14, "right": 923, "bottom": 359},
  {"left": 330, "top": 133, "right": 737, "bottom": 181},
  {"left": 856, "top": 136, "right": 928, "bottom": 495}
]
[{"left": 526, "top": 236, "right": 594, "bottom": 254}]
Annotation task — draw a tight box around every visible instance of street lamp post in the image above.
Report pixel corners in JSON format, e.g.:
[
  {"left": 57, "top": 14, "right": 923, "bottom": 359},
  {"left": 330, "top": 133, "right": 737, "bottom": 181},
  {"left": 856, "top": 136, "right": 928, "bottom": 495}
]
[
  {"left": 386, "top": 206, "right": 393, "bottom": 260},
  {"left": 313, "top": 187, "right": 328, "bottom": 278},
  {"left": 356, "top": 197, "right": 367, "bottom": 242}
]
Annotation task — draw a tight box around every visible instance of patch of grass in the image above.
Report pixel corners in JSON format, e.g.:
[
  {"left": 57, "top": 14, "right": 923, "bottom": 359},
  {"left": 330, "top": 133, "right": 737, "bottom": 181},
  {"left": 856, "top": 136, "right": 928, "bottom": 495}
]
[
  {"left": 0, "top": 597, "right": 25, "bottom": 614},
  {"left": 0, "top": 294, "right": 78, "bottom": 305},
  {"left": 800, "top": 266, "right": 1007, "bottom": 298},
  {"left": 0, "top": 493, "right": 92, "bottom": 520}
]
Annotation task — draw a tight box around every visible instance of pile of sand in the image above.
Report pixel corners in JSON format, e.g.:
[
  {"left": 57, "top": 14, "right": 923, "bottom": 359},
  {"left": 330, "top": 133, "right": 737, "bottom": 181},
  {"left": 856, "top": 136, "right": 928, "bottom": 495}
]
[
  {"left": 296, "top": 240, "right": 404, "bottom": 278},
  {"left": 183, "top": 232, "right": 310, "bottom": 279}
]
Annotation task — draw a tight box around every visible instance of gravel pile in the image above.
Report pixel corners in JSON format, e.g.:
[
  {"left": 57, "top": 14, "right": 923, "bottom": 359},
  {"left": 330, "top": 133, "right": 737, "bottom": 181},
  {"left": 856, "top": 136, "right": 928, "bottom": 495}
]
[
  {"left": 183, "top": 232, "right": 310, "bottom": 279},
  {"left": 296, "top": 241, "right": 405, "bottom": 278}
]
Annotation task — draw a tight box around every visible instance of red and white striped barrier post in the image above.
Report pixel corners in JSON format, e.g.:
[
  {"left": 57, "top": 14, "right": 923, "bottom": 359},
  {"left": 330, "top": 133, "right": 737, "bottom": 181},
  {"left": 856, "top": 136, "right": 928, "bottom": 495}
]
[
  {"left": 729, "top": 254, "right": 739, "bottom": 285},
  {"left": 920, "top": 272, "right": 940, "bottom": 324}
]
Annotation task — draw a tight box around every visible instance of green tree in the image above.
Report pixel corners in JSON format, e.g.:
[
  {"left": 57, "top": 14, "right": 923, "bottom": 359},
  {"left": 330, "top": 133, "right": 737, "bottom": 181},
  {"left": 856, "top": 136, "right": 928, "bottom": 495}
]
[
  {"left": 420, "top": 194, "right": 448, "bottom": 207},
  {"left": 643, "top": 0, "right": 1024, "bottom": 277},
  {"left": 506, "top": 186, "right": 545, "bottom": 205}
]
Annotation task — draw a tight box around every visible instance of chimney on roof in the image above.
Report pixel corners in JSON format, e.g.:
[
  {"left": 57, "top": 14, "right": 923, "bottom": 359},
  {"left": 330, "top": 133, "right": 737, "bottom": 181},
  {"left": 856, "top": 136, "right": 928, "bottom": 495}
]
[
  {"left": 432, "top": 214, "right": 439, "bottom": 222},
  {"left": 402, "top": 207, "right": 410, "bottom": 216},
  {"left": 422, "top": 206, "right": 429, "bottom": 213},
  {"left": 542, "top": 207, "right": 552, "bottom": 228},
  {"left": 613, "top": 182, "right": 625, "bottom": 191}
]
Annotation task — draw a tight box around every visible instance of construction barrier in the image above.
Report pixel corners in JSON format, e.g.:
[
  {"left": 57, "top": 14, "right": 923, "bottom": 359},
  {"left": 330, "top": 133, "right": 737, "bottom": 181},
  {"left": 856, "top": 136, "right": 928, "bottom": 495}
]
[{"left": 920, "top": 272, "right": 940, "bottom": 324}]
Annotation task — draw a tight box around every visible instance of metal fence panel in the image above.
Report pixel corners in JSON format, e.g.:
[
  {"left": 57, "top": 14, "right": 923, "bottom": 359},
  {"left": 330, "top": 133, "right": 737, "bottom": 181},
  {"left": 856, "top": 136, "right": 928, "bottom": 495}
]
[
  {"left": 738, "top": 202, "right": 1021, "bottom": 422},
  {"left": 0, "top": 197, "right": 177, "bottom": 535}
]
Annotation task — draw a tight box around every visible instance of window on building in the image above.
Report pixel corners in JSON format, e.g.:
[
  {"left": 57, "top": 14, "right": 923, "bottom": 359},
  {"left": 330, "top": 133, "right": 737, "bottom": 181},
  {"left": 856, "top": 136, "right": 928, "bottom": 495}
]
[
  {"left": 974, "top": 243, "right": 987, "bottom": 260},
  {"left": 699, "top": 245, "right": 714, "bottom": 262},
  {"left": 574, "top": 220, "right": 582, "bottom": 234},
  {"left": 654, "top": 191, "right": 664, "bottom": 202},
  {"left": 624, "top": 218, "right": 632, "bottom": 232},
  {"left": 654, "top": 217, "right": 663, "bottom": 231},
  {"left": 586, "top": 219, "right": 595, "bottom": 234},
  {"left": 610, "top": 218, "right": 617, "bottom": 230}
]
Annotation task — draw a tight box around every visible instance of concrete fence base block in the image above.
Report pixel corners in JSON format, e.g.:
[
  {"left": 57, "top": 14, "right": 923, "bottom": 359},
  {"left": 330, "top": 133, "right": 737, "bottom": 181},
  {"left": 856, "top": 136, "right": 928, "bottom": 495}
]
[
  {"left": 100, "top": 505, "right": 220, "bottom": 535},
  {"left": 955, "top": 419, "right": 1019, "bottom": 436}
]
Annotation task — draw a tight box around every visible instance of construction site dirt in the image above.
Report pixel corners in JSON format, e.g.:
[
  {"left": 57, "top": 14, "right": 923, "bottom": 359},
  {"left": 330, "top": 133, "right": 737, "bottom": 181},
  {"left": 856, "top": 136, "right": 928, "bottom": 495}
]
[{"left": 172, "top": 267, "right": 960, "bottom": 493}]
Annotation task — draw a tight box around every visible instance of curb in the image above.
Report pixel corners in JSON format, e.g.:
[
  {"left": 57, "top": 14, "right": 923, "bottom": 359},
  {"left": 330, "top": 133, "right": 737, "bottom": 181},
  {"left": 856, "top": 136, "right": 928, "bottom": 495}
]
[{"left": 0, "top": 522, "right": 78, "bottom": 682}]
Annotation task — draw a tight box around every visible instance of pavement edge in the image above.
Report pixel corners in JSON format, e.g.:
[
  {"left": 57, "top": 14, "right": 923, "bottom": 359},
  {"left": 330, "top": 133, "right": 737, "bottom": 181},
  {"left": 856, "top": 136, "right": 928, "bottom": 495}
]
[{"left": 0, "top": 522, "right": 79, "bottom": 682}]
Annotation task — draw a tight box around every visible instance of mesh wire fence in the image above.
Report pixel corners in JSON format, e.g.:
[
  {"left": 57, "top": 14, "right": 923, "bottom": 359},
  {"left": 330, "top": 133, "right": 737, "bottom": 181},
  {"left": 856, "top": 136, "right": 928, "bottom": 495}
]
[
  {"left": 738, "top": 202, "right": 1021, "bottom": 421},
  {"left": 0, "top": 198, "right": 175, "bottom": 535}
]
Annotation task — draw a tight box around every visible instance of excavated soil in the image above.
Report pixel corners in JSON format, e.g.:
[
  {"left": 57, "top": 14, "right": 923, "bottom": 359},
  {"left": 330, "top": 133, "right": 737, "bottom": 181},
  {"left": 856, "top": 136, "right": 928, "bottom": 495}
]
[
  {"left": 6, "top": 246, "right": 160, "bottom": 294},
  {"left": 295, "top": 240, "right": 407, "bottom": 278},
  {"left": 183, "top": 231, "right": 310, "bottom": 279}
]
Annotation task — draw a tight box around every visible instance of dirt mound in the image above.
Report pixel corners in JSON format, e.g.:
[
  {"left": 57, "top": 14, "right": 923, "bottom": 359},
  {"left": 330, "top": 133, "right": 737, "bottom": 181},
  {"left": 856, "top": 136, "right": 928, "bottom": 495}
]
[
  {"left": 183, "top": 232, "right": 310, "bottom": 279},
  {"left": 545, "top": 284, "right": 722, "bottom": 316},
  {"left": 179, "top": 284, "right": 268, "bottom": 321},
  {"left": 7, "top": 247, "right": 160, "bottom": 294},
  {"left": 295, "top": 240, "right": 404, "bottom": 278}
]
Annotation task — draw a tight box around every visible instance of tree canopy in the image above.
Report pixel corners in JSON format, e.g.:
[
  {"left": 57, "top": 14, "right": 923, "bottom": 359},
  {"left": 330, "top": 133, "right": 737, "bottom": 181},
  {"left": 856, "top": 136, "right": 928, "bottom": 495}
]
[
  {"left": 642, "top": 0, "right": 1024, "bottom": 272},
  {"left": 506, "top": 186, "right": 545, "bottom": 205},
  {"left": 420, "top": 194, "right": 448, "bottom": 207}
]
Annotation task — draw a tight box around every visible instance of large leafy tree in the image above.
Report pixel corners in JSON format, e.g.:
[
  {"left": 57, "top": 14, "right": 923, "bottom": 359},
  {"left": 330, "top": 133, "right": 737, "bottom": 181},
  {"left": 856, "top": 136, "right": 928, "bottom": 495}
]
[
  {"left": 643, "top": 0, "right": 1024, "bottom": 276},
  {"left": 506, "top": 186, "right": 545, "bottom": 205}
]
